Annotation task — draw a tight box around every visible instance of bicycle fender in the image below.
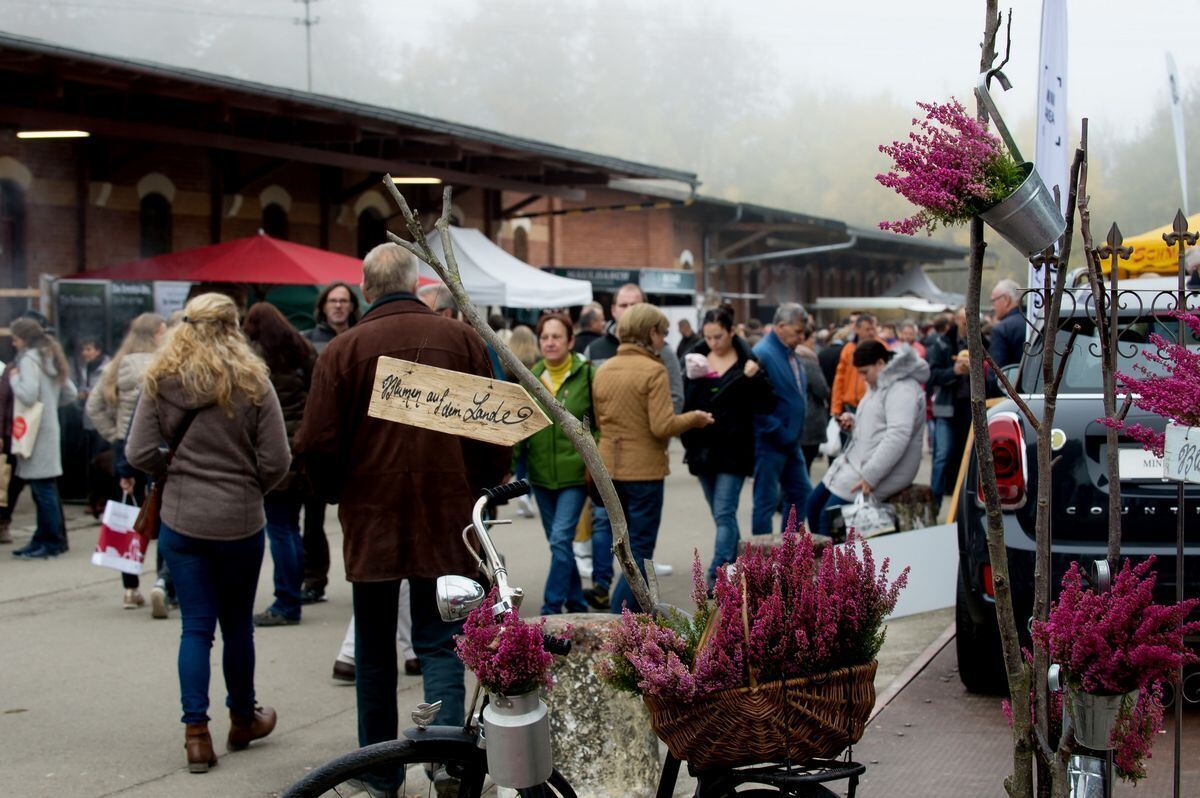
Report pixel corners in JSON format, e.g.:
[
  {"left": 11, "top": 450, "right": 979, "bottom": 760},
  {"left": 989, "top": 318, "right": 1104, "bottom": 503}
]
[{"left": 402, "top": 724, "right": 479, "bottom": 746}]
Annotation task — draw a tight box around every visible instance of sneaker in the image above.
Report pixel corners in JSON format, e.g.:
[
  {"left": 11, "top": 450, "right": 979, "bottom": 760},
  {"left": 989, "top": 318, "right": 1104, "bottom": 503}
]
[
  {"left": 653, "top": 562, "right": 674, "bottom": 576},
  {"left": 253, "top": 609, "right": 299, "bottom": 627},
  {"left": 515, "top": 495, "right": 536, "bottom": 518},
  {"left": 583, "top": 585, "right": 610, "bottom": 610},
  {"left": 150, "top": 582, "right": 170, "bottom": 619},
  {"left": 299, "top": 587, "right": 326, "bottom": 605},
  {"left": 123, "top": 588, "right": 145, "bottom": 609}
]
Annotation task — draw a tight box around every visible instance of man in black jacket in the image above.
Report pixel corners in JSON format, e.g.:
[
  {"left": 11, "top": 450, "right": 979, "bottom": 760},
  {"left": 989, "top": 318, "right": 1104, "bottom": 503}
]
[{"left": 926, "top": 310, "right": 971, "bottom": 509}]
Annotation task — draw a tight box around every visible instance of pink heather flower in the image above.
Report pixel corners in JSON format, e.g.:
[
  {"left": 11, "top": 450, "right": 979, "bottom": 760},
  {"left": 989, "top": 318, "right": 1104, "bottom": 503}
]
[
  {"left": 877, "top": 98, "right": 1022, "bottom": 235},
  {"left": 601, "top": 514, "right": 909, "bottom": 702},
  {"left": 1100, "top": 313, "right": 1200, "bottom": 454},
  {"left": 1032, "top": 558, "right": 1200, "bottom": 696},
  {"left": 455, "top": 589, "right": 554, "bottom": 697}
]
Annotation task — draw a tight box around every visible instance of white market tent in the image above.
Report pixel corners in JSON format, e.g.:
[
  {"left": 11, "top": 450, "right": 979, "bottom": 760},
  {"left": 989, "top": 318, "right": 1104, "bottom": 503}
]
[{"left": 422, "top": 226, "right": 593, "bottom": 308}]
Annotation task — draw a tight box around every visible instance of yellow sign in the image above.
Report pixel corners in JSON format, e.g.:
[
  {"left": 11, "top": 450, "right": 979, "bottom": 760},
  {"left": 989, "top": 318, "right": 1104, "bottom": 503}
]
[
  {"left": 1106, "top": 211, "right": 1200, "bottom": 276},
  {"left": 367, "top": 356, "right": 551, "bottom": 447}
]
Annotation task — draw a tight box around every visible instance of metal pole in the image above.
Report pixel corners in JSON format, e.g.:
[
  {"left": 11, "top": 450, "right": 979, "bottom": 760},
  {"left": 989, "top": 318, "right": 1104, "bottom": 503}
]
[{"left": 1163, "top": 209, "right": 1196, "bottom": 798}]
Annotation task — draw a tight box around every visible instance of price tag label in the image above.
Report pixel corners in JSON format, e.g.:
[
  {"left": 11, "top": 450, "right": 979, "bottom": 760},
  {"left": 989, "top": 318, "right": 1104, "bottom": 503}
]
[{"left": 1163, "top": 424, "right": 1200, "bottom": 484}]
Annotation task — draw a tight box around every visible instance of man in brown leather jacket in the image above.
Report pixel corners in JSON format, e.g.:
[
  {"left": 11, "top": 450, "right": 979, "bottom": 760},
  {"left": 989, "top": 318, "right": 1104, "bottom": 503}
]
[{"left": 295, "top": 243, "right": 508, "bottom": 790}]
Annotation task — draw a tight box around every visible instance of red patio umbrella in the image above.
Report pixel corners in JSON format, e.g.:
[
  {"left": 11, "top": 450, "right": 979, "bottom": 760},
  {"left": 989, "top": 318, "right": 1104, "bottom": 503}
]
[{"left": 70, "top": 233, "right": 438, "bottom": 286}]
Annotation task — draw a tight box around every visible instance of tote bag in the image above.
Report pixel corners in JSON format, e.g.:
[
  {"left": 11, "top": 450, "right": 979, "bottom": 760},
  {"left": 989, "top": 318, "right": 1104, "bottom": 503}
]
[{"left": 10, "top": 398, "right": 43, "bottom": 459}]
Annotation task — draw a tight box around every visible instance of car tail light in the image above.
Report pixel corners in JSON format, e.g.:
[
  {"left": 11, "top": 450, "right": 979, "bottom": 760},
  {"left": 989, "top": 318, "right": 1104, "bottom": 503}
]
[
  {"left": 981, "top": 564, "right": 995, "bottom": 598},
  {"left": 976, "top": 413, "right": 1026, "bottom": 510}
]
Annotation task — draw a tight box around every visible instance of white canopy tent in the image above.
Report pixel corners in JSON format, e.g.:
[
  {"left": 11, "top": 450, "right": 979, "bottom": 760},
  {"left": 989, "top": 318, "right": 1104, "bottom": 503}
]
[{"left": 422, "top": 226, "right": 593, "bottom": 308}]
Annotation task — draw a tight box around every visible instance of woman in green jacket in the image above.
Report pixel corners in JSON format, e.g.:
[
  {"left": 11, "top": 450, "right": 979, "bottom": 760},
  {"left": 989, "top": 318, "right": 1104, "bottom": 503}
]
[{"left": 517, "top": 312, "right": 596, "bottom": 615}]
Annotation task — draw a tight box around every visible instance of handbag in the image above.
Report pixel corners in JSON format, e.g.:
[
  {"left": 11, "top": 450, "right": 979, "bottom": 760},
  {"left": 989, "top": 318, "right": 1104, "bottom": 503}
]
[
  {"left": 133, "top": 408, "right": 199, "bottom": 540},
  {"left": 92, "top": 494, "right": 146, "bottom": 575},
  {"left": 839, "top": 492, "right": 898, "bottom": 538},
  {"left": 10, "top": 398, "right": 43, "bottom": 459}
]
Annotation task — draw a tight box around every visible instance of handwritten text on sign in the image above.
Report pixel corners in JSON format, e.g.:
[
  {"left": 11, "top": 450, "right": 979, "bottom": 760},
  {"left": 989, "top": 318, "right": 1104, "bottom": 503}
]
[
  {"left": 367, "top": 356, "right": 551, "bottom": 446},
  {"left": 1163, "top": 423, "right": 1200, "bottom": 484}
]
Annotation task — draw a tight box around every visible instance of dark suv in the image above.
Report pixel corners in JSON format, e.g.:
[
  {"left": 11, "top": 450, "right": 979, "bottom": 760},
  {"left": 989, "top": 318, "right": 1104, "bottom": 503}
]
[{"left": 955, "top": 282, "right": 1200, "bottom": 693}]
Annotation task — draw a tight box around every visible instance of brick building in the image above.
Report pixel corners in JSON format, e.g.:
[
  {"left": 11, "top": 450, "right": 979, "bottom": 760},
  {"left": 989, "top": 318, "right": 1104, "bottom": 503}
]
[{"left": 0, "top": 31, "right": 964, "bottom": 349}]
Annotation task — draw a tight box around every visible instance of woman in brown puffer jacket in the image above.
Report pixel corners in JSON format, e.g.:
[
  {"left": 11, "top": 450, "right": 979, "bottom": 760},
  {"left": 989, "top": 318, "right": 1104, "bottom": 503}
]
[{"left": 592, "top": 303, "right": 713, "bottom": 614}]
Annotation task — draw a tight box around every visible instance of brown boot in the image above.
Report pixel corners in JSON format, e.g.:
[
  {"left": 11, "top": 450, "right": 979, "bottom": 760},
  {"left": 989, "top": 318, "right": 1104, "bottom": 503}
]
[
  {"left": 185, "top": 723, "right": 217, "bottom": 773},
  {"left": 227, "top": 705, "right": 276, "bottom": 751},
  {"left": 0, "top": 523, "right": 11, "bottom": 545}
]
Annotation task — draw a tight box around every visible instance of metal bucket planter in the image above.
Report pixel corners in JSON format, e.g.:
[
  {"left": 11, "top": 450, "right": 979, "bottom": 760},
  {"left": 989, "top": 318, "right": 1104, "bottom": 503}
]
[
  {"left": 975, "top": 70, "right": 1067, "bottom": 257},
  {"left": 980, "top": 163, "right": 1067, "bottom": 257},
  {"left": 482, "top": 690, "right": 553, "bottom": 788},
  {"left": 1068, "top": 687, "right": 1137, "bottom": 750}
]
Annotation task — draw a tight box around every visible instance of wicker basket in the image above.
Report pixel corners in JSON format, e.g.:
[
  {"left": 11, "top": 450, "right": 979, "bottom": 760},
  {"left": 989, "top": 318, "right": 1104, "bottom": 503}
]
[{"left": 642, "top": 660, "right": 877, "bottom": 771}]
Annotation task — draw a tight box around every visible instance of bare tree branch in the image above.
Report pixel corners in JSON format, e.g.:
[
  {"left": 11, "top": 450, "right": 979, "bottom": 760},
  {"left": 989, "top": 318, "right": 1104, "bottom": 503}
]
[
  {"left": 381, "top": 179, "right": 654, "bottom": 612},
  {"left": 982, "top": 347, "right": 1041, "bottom": 433}
]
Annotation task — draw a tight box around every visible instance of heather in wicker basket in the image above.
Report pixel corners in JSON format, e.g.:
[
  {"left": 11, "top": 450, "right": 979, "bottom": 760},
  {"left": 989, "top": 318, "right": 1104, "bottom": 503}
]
[{"left": 597, "top": 514, "right": 909, "bottom": 769}]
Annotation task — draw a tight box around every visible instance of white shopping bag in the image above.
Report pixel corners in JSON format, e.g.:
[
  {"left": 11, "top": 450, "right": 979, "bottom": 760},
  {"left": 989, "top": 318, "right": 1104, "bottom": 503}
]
[
  {"left": 839, "top": 493, "right": 898, "bottom": 538},
  {"left": 10, "top": 398, "right": 43, "bottom": 459},
  {"left": 91, "top": 495, "right": 146, "bottom": 575},
  {"left": 818, "top": 417, "right": 843, "bottom": 458}
]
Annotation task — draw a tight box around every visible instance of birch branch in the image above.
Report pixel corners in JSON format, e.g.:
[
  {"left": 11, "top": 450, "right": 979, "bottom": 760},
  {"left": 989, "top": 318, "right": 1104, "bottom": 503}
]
[{"left": 381, "top": 179, "right": 654, "bottom": 613}]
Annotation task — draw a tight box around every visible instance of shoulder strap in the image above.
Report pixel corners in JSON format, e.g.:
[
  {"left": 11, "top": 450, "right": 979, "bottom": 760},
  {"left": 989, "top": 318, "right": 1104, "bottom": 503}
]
[{"left": 158, "top": 407, "right": 200, "bottom": 480}]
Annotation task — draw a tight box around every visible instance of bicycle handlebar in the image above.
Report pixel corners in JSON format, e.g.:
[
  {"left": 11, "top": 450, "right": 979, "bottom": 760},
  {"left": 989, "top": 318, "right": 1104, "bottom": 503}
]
[{"left": 481, "top": 479, "right": 531, "bottom": 505}]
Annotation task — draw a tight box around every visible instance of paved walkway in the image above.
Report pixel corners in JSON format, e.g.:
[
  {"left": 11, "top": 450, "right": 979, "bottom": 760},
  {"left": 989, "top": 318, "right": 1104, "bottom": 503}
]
[
  {"left": 0, "top": 444, "right": 957, "bottom": 797},
  {"left": 857, "top": 639, "right": 1200, "bottom": 796}
]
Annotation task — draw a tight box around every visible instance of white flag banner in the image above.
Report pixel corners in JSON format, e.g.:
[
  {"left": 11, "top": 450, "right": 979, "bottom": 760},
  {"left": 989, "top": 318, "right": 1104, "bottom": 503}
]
[
  {"left": 1167, "top": 52, "right": 1188, "bottom": 216},
  {"left": 1030, "top": 0, "right": 1069, "bottom": 314}
]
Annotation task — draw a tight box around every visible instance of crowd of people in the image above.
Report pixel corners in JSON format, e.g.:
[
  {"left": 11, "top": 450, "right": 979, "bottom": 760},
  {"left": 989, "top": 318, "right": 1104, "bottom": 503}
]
[{"left": 0, "top": 242, "right": 1027, "bottom": 786}]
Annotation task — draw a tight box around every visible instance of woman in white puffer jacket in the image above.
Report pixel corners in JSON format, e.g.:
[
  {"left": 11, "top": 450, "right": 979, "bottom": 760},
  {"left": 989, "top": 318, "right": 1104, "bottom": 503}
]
[{"left": 806, "top": 340, "right": 929, "bottom": 536}]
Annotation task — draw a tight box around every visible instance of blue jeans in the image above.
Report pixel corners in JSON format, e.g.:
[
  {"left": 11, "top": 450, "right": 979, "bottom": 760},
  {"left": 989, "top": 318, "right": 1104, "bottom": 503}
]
[
  {"left": 354, "top": 577, "right": 464, "bottom": 789},
  {"left": 609, "top": 480, "right": 665, "bottom": 614},
  {"left": 591, "top": 504, "right": 613, "bottom": 590},
  {"left": 806, "top": 482, "right": 852, "bottom": 537},
  {"left": 158, "top": 522, "right": 265, "bottom": 724},
  {"left": 533, "top": 485, "right": 588, "bottom": 615},
  {"left": 264, "top": 493, "right": 304, "bottom": 620},
  {"left": 698, "top": 472, "right": 746, "bottom": 584},
  {"left": 930, "top": 417, "right": 956, "bottom": 507},
  {"left": 28, "top": 478, "right": 66, "bottom": 552},
  {"left": 751, "top": 442, "right": 813, "bottom": 536}
]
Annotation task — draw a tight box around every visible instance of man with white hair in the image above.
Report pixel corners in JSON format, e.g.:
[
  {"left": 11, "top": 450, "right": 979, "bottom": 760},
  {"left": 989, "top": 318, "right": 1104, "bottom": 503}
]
[
  {"left": 989, "top": 278, "right": 1025, "bottom": 368},
  {"left": 295, "top": 243, "right": 509, "bottom": 794}
]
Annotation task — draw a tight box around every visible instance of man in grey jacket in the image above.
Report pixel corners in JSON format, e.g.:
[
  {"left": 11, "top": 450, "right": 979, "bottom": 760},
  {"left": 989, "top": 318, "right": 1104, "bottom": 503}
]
[{"left": 805, "top": 341, "right": 929, "bottom": 536}]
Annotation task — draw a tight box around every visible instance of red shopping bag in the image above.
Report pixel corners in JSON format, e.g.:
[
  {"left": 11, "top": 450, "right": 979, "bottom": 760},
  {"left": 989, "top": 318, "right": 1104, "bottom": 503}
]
[{"left": 92, "top": 496, "right": 146, "bottom": 575}]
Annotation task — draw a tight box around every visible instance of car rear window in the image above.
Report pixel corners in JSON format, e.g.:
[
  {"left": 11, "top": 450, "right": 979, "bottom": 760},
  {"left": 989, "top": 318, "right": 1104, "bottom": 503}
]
[{"left": 1020, "top": 314, "right": 1200, "bottom": 393}]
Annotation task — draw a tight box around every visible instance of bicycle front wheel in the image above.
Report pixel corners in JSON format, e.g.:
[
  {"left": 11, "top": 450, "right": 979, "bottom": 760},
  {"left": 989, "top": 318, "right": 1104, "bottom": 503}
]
[{"left": 283, "top": 735, "right": 577, "bottom": 798}]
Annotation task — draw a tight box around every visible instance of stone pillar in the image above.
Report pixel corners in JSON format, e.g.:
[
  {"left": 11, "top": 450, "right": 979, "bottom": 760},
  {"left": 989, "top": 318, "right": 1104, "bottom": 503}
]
[{"left": 539, "top": 613, "right": 661, "bottom": 798}]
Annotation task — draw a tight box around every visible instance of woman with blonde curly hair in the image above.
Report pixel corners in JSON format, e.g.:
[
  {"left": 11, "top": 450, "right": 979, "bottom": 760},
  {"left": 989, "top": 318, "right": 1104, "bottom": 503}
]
[
  {"left": 86, "top": 312, "right": 166, "bottom": 609},
  {"left": 127, "top": 293, "right": 291, "bottom": 774}
]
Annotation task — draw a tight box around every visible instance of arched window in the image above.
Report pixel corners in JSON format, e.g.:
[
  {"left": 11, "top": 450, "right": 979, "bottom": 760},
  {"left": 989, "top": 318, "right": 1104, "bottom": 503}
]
[
  {"left": 512, "top": 226, "right": 529, "bottom": 262},
  {"left": 0, "top": 179, "right": 26, "bottom": 288},
  {"left": 139, "top": 193, "right": 172, "bottom": 257},
  {"left": 357, "top": 207, "right": 388, "bottom": 258},
  {"left": 262, "top": 203, "right": 289, "bottom": 240}
]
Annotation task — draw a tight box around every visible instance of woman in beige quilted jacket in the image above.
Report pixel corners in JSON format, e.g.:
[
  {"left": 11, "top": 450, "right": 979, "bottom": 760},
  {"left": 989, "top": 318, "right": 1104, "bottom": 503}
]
[
  {"left": 593, "top": 303, "right": 713, "bottom": 613},
  {"left": 86, "top": 312, "right": 166, "bottom": 611}
]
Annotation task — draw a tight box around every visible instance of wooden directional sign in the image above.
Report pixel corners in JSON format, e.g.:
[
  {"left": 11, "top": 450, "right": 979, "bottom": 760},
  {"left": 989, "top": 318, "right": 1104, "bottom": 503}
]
[{"left": 367, "top": 356, "right": 551, "bottom": 446}]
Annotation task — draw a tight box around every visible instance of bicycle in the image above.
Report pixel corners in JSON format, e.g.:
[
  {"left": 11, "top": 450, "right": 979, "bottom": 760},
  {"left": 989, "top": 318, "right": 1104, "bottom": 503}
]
[{"left": 283, "top": 480, "right": 865, "bottom": 798}]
